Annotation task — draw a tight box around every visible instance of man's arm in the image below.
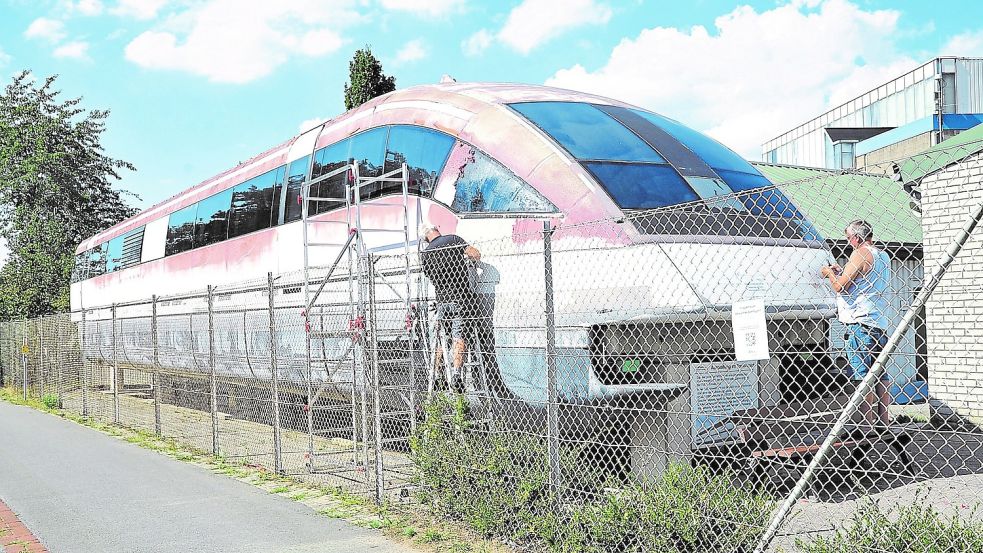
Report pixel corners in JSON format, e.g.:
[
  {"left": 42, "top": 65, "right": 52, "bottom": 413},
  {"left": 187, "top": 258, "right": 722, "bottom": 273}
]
[
  {"left": 464, "top": 245, "right": 481, "bottom": 262},
  {"left": 822, "top": 248, "right": 873, "bottom": 293}
]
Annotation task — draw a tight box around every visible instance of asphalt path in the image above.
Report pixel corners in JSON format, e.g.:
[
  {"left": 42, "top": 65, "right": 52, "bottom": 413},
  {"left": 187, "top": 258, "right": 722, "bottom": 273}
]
[{"left": 0, "top": 401, "right": 416, "bottom": 553}]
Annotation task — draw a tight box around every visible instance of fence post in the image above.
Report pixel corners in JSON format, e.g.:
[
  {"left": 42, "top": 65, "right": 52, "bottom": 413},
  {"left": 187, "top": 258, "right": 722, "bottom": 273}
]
[
  {"left": 152, "top": 296, "right": 162, "bottom": 436},
  {"left": 112, "top": 304, "right": 120, "bottom": 424},
  {"left": 80, "top": 310, "right": 88, "bottom": 417},
  {"left": 542, "top": 221, "right": 561, "bottom": 504},
  {"left": 208, "top": 286, "right": 219, "bottom": 456},
  {"left": 366, "top": 254, "right": 385, "bottom": 504},
  {"left": 268, "top": 273, "right": 283, "bottom": 475},
  {"left": 38, "top": 317, "right": 44, "bottom": 400},
  {"left": 21, "top": 318, "right": 28, "bottom": 401},
  {"left": 753, "top": 200, "right": 983, "bottom": 553}
]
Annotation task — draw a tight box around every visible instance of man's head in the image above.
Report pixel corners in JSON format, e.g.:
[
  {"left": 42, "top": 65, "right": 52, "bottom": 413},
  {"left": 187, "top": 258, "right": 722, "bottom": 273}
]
[
  {"left": 419, "top": 223, "right": 441, "bottom": 243},
  {"left": 845, "top": 219, "right": 873, "bottom": 248}
]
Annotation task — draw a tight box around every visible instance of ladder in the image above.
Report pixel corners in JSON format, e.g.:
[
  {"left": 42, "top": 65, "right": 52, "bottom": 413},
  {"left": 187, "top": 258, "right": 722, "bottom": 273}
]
[
  {"left": 428, "top": 311, "right": 498, "bottom": 428},
  {"left": 300, "top": 161, "right": 421, "bottom": 497}
]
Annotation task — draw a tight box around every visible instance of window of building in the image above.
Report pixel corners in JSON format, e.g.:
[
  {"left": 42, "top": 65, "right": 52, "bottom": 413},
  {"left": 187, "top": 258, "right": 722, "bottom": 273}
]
[
  {"left": 229, "top": 168, "right": 278, "bottom": 238},
  {"left": 510, "top": 101, "right": 665, "bottom": 162},
  {"left": 832, "top": 141, "right": 856, "bottom": 170},
  {"left": 165, "top": 203, "right": 198, "bottom": 256},
  {"left": 282, "top": 155, "right": 310, "bottom": 224},
  {"left": 194, "top": 188, "right": 234, "bottom": 247},
  {"left": 447, "top": 142, "right": 555, "bottom": 213},
  {"left": 385, "top": 125, "right": 454, "bottom": 197}
]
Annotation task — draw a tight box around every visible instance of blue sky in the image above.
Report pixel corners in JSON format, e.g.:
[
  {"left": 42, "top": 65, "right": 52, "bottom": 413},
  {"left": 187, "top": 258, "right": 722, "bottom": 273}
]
[{"left": 2, "top": 0, "right": 982, "bottom": 211}]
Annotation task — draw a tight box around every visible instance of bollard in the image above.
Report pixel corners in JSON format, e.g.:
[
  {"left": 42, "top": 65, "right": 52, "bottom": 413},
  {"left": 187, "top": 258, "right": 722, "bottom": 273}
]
[{"left": 81, "top": 310, "right": 88, "bottom": 417}]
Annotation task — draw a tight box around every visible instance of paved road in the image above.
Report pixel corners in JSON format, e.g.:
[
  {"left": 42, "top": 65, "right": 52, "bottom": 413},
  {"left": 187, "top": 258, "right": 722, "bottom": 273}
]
[{"left": 0, "top": 401, "right": 416, "bottom": 553}]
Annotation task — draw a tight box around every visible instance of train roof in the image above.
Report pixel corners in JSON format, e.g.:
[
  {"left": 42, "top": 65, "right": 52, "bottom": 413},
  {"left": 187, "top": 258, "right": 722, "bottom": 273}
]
[{"left": 79, "top": 82, "right": 638, "bottom": 251}]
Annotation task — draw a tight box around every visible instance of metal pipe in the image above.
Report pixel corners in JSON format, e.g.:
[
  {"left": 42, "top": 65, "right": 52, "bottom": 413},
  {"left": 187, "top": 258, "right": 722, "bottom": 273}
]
[
  {"left": 112, "top": 304, "right": 120, "bottom": 424},
  {"left": 208, "top": 285, "right": 219, "bottom": 456},
  {"left": 367, "top": 253, "right": 385, "bottom": 504},
  {"left": 542, "top": 221, "right": 561, "bottom": 504},
  {"left": 753, "top": 200, "right": 983, "bottom": 553},
  {"left": 80, "top": 310, "right": 88, "bottom": 417},
  {"left": 268, "top": 273, "right": 283, "bottom": 475},
  {"left": 21, "top": 318, "right": 28, "bottom": 402},
  {"left": 152, "top": 295, "right": 162, "bottom": 436}
]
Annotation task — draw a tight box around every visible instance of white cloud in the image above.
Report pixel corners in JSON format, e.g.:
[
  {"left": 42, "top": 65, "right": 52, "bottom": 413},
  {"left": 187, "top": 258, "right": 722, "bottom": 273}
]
[
  {"left": 379, "top": 0, "right": 464, "bottom": 17},
  {"left": 0, "top": 48, "right": 11, "bottom": 67},
  {"left": 112, "top": 0, "right": 168, "bottom": 20},
  {"left": 498, "top": 0, "right": 611, "bottom": 54},
  {"left": 298, "top": 116, "right": 327, "bottom": 133},
  {"left": 395, "top": 38, "right": 426, "bottom": 64},
  {"left": 72, "top": 0, "right": 104, "bottom": 16},
  {"left": 24, "top": 18, "right": 67, "bottom": 43},
  {"left": 546, "top": 0, "right": 914, "bottom": 159},
  {"left": 124, "top": 0, "right": 358, "bottom": 84},
  {"left": 462, "top": 29, "right": 491, "bottom": 56},
  {"left": 943, "top": 30, "right": 983, "bottom": 57},
  {"left": 53, "top": 41, "right": 91, "bottom": 60}
]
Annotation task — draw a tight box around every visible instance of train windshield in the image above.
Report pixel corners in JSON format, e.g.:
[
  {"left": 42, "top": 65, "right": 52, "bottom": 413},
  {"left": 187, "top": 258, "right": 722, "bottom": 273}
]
[{"left": 510, "top": 101, "right": 820, "bottom": 241}]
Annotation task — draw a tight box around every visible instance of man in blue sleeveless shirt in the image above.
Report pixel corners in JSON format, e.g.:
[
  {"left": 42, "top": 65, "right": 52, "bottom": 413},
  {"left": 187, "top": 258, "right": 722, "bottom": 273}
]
[{"left": 820, "top": 220, "right": 892, "bottom": 426}]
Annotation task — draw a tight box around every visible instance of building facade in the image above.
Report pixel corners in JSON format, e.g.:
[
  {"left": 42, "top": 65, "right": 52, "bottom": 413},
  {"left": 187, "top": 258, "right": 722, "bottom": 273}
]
[
  {"left": 919, "top": 147, "right": 983, "bottom": 422},
  {"left": 762, "top": 57, "right": 983, "bottom": 170}
]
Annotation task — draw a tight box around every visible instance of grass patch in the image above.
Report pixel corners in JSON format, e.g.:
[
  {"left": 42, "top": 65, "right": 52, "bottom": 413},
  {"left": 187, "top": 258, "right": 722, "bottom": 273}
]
[{"left": 797, "top": 494, "right": 983, "bottom": 552}]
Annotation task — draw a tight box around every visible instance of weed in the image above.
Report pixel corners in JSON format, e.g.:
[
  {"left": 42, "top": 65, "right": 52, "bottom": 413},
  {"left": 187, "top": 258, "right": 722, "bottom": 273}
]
[
  {"left": 418, "top": 528, "right": 449, "bottom": 543},
  {"left": 797, "top": 493, "right": 983, "bottom": 552},
  {"left": 40, "top": 393, "right": 59, "bottom": 410}
]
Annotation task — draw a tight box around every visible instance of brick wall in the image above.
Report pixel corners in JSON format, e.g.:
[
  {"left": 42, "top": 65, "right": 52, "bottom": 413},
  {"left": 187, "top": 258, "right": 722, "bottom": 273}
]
[{"left": 920, "top": 149, "right": 983, "bottom": 421}]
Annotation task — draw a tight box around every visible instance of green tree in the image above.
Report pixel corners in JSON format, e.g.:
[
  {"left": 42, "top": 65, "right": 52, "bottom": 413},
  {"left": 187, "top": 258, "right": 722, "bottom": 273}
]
[
  {"left": 343, "top": 45, "right": 396, "bottom": 110},
  {"left": 0, "top": 71, "right": 137, "bottom": 317}
]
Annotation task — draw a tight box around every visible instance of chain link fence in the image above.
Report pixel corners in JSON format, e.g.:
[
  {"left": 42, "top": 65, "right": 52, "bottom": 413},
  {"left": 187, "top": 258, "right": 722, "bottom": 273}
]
[{"left": 3, "top": 142, "right": 983, "bottom": 552}]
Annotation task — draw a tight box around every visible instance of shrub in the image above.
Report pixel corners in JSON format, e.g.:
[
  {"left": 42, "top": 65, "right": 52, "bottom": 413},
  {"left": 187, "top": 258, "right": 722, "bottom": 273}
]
[
  {"left": 410, "top": 395, "right": 774, "bottom": 552},
  {"left": 41, "top": 393, "right": 59, "bottom": 409},
  {"left": 797, "top": 495, "right": 983, "bottom": 553}
]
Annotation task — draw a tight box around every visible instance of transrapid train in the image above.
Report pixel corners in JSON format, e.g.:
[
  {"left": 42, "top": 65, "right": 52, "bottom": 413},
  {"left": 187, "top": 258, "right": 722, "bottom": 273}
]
[{"left": 71, "top": 83, "right": 838, "bottom": 459}]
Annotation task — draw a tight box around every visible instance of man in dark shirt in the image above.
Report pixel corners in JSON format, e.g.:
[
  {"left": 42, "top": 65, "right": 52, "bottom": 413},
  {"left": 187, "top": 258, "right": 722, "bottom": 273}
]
[{"left": 420, "top": 224, "right": 480, "bottom": 392}]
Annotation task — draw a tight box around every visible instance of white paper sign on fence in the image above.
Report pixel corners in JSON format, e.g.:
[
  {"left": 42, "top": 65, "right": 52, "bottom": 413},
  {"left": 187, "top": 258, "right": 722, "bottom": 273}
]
[{"left": 732, "top": 299, "right": 769, "bottom": 361}]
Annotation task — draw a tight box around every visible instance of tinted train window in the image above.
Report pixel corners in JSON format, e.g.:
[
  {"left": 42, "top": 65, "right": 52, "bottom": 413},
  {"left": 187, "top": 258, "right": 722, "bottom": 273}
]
[
  {"left": 87, "top": 243, "right": 107, "bottom": 278},
  {"left": 511, "top": 102, "right": 664, "bottom": 162},
  {"left": 229, "top": 168, "right": 277, "bottom": 238},
  {"left": 310, "top": 140, "right": 350, "bottom": 215},
  {"left": 270, "top": 166, "right": 286, "bottom": 226},
  {"left": 283, "top": 156, "right": 309, "bottom": 224},
  {"left": 350, "top": 127, "right": 389, "bottom": 201},
  {"left": 165, "top": 204, "right": 197, "bottom": 255},
  {"left": 194, "top": 188, "right": 234, "bottom": 247},
  {"left": 448, "top": 142, "right": 555, "bottom": 213},
  {"left": 71, "top": 252, "right": 87, "bottom": 283},
  {"left": 385, "top": 125, "right": 454, "bottom": 197},
  {"left": 119, "top": 226, "right": 145, "bottom": 269},
  {"left": 583, "top": 162, "right": 698, "bottom": 209},
  {"left": 105, "top": 234, "right": 124, "bottom": 273}
]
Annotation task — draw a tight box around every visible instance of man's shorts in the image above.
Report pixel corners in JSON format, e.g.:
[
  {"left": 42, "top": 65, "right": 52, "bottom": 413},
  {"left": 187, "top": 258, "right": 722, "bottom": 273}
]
[
  {"left": 436, "top": 302, "right": 464, "bottom": 341},
  {"left": 846, "top": 323, "right": 888, "bottom": 380}
]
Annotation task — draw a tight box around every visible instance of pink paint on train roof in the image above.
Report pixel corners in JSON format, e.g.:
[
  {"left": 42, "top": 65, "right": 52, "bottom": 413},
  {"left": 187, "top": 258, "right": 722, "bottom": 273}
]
[{"left": 78, "top": 82, "right": 636, "bottom": 253}]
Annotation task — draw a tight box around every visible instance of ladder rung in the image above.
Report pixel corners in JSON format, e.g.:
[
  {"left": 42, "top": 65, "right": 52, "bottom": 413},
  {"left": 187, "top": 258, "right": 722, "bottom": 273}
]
[
  {"left": 306, "top": 242, "right": 346, "bottom": 247},
  {"left": 307, "top": 197, "right": 349, "bottom": 203},
  {"left": 379, "top": 410, "right": 412, "bottom": 417},
  {"left": 310, "top": 330, "right": 353, "bottom": 338}
]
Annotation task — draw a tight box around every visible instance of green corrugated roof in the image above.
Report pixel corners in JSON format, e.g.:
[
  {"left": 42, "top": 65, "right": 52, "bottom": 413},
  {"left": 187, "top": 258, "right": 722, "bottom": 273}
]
[
  {"left": 897, "top": 123, "right": 983, "bottom": 183},
  {"left": 752, "top": 163, "right": 922, "bottom": 244}
]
